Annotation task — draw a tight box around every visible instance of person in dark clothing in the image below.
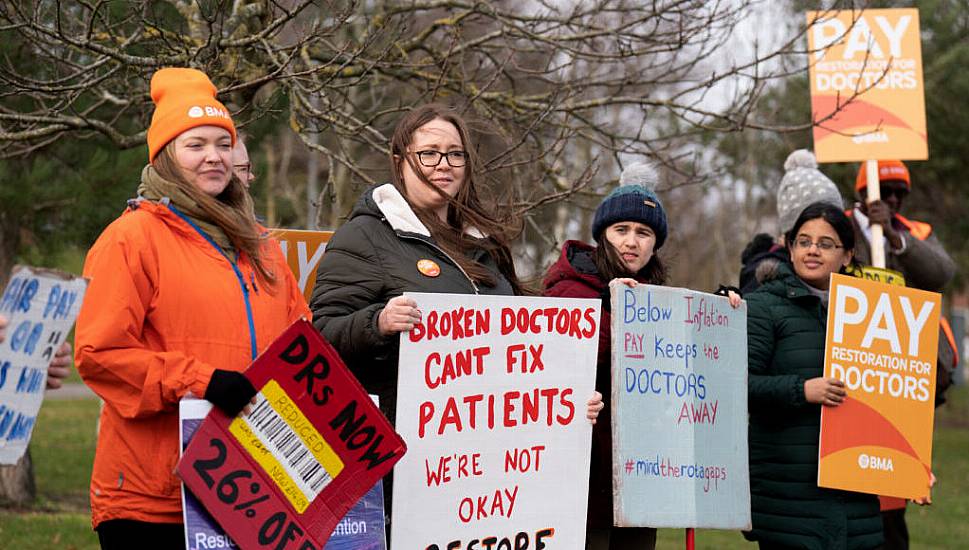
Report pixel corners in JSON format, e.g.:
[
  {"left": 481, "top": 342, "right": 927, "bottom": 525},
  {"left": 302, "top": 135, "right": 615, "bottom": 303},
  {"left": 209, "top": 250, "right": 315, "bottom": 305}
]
[
  {"left": 543, "top": 164, "right": 667, "bottom": 550},
  {"left": 310, "top": 104, "right": 604, "bottom": 528},
  {"left": 543, "top": 163, "right": 739, "bottom": 550},
  {"left": 739, "top": 150, "right": 843, "bottom": 294},
  {"left": 851, "top": 160, "right": 954, "bottom": 550},
  {"left": 744, "top": 202, "right": 883, "bottom": 550},
  {"left": 850, "top": 160, "right": 955, "bottom": 293},
  {"left": 310, "top": 104, "right": 525, "bottom": 423},
  {"left": 739, "top": 233, "right": 787, "bottom": 294}
]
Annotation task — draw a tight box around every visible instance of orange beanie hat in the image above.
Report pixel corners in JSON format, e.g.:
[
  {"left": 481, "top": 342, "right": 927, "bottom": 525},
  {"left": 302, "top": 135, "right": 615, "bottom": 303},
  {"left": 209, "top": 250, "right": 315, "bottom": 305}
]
[
  {"left": 855, "top": 160, "right": 911, "bottom": 191},
  {"left": 147, "top": 68, "right": 236, "bottom": 162}
]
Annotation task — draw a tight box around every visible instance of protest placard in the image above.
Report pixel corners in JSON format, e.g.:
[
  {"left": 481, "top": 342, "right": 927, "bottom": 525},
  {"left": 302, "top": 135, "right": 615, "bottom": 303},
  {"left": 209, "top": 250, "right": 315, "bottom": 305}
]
[
  {"left": 391, "top": 293, "right": 599, "bottom": 549},
  {"left": 272, "top": 229, "right": 333, "bottom": 302},
  {"left": 0, "top": 265, "right": 87, "bottom": 465},
  {"left": 847, "top": 265, "right": 906, "bottom": 287},
  {"left": 177, "top": 320, "right": 405, "bottom": 549},
  {"left": 611, "top": 285, "right": 750, "bottom": 529},
  {"left": 807, "top": 8, "right": 926, "bottom": 162},
  {"left": 819, "top": 274, "right": 940, "bottom": 500},
  {"left": 180, "top": 398, "right": 388, "bottom": 550}
]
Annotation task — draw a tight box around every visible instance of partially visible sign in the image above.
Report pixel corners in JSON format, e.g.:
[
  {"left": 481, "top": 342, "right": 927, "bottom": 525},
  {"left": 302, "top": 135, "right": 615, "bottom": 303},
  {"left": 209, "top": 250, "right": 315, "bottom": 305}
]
[
  {"left": 177, "top": 320, "right": 405, "bottom": 549},
  {"left": 0, "top": 266, "right": 87, "bottom": 465},
  {"left": 847, "top": 265, "right": 906, "bottom": 287},
  {"left": 272, "top": 229, "right": 333, "bottom": 302},
  {"left": 819, "top": 274, "right": 939, "bottom": 499},
  {"left": 807, "top": 9, "right": 927, "bottom": 162},
  {"left": 611, "top": 285, "right": 750, "bottom": 529},
  {"left": 392, "top": 293, "right": 599, "bottom": 549},
  {"left": 180, "top": 399, "right": 388, "bottom": 550}
]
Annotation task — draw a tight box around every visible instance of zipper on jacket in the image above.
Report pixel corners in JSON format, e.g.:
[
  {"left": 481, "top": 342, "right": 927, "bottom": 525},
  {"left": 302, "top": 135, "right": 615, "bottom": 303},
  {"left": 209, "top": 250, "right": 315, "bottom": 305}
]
[
  {"left": 167, "top": 205, "right": 259, "bottom": 360},
  {"left": 397, "top": 232, "right": 480, "bottom": 294}
]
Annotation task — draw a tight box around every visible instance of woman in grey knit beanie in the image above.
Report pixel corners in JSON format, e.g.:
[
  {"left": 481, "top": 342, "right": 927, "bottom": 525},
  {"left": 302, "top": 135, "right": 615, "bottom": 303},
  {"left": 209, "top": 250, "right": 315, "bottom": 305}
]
[{"left": 776, "top": 149, "right": 844, "bottom": 234}]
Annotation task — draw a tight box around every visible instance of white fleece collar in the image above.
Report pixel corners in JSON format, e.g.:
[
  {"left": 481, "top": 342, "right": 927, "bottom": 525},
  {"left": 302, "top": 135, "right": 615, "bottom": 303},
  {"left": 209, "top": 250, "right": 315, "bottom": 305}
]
[
  {"left": 371, "top": 183, "right": 486, "bottom": 239},
  {"left": 373, "top": 184, "right": 430, "bottom": 236}
]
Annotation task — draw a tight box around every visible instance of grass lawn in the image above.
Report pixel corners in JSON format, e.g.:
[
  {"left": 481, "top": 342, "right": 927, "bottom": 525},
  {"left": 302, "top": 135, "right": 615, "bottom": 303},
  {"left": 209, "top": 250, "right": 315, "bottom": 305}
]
[
  {"left": 2, "top": 387, "right": 967, "bottom": 549},
  {"left": 0, "top": 398, "right": 99, "bottom": 549}
]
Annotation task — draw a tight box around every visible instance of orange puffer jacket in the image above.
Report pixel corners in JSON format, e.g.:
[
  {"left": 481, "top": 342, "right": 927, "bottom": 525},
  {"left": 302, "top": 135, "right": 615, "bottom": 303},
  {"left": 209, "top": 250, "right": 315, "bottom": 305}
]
[{"left": 75, "top": 199, "right": 310, "bottom": 528}]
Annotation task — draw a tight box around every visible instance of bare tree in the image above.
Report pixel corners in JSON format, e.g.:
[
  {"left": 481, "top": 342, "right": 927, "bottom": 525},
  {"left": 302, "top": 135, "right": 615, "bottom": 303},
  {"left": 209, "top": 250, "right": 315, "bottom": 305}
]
[
  {"left": 0, "top": 0, "right": 869, "bottom": 501},
  {"left": 0, "top": 0, "right": 854, "bottom": 194}
]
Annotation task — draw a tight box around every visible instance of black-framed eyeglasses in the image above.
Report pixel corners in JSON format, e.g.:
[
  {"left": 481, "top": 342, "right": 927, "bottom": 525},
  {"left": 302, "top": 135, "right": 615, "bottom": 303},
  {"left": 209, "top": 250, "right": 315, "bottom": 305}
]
[
  {"left": 413, "top": 150, "right": 468, "bottom": 168},
  {"left": 793, "top": 237, "right": 843, "bottom": 251},
  {"left": 234, "top": 163, "right": 254, "bottom": 177}
]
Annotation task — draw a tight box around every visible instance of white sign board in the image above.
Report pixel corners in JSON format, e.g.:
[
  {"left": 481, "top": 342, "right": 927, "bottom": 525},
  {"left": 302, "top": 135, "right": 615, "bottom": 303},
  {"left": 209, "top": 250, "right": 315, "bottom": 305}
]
[
  {"left": 392, "top": 293, "right": 599, "bottom": 549},
  {"left": 611, "top": 285, "right": 750, "bottom": 529},
  {"left": 0, "top": 266, "right": 87, "bottom": 464}
]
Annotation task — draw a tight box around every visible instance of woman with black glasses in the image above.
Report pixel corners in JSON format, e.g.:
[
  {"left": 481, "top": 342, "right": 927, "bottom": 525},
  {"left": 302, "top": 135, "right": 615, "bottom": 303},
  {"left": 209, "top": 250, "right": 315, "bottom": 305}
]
[
  {"left": 743, "top": 202, "right": 883, "bottom": 550},
  {"left": 310, "top": 104, "right": 525, "bottom": 425}
]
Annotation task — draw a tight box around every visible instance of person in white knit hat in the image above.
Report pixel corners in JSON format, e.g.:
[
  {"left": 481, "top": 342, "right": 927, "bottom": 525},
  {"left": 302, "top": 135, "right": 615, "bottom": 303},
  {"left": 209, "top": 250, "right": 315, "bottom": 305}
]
[
  {"left": 775, "top": 149, "right": 844, "bottom": 233},
  {"left": 739, "top": 149, "right": 843, "bottom": 293}
]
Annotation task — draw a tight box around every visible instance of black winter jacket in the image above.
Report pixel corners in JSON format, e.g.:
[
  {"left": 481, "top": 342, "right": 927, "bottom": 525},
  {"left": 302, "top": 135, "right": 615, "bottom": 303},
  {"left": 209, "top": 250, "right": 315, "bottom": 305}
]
[
  {"left": 744, "top": 263, "right": 882, "bottom": 550},
  {"left": 309, "top": 184, "right": 515, "bottom": 424}
]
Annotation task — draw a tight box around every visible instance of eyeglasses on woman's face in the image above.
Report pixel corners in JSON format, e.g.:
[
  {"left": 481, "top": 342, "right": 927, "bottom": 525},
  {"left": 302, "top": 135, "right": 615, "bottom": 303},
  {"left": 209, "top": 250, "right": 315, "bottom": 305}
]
[
  {"left": 413, "top": 150, "right": 468, "bottom": 168},
  {"left": 793, "top": 236, "right": 843, "bottom": 251},
  {"left": 234, "top": 163, "right": 253, "bottom": 176}
]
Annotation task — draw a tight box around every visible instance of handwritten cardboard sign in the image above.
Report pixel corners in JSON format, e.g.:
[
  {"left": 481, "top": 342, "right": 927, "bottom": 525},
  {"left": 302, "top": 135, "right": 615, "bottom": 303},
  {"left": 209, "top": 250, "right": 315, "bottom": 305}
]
[
  {"left": 819, "top": 274, "right": 939, "bottom": 499},
  {"left": 611, "top": 285, "right": 750, "bottom": 529},
  {"left": 0, "top": 265, "right": 87, "bottom": 465},
  {"left": 177, "top": 320, "right": 405, "bottom": 549},
  {"left": 392, "top": 293, "right": 599, "bottom": 549},
  {"left": 807, "top": 8, "right": 927, "bottom": 161},
  {"left": 272, "top": 229, "right": 333, "bottom": 303},
  {"left": 180, "top": 398, "right": 388, "bottom": 550}
]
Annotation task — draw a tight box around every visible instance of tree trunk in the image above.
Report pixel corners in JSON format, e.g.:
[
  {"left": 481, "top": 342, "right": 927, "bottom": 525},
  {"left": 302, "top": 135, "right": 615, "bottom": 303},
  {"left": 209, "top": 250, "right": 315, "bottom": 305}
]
[
  {"left": 0, "top": 450, "right": 37, "bottom": 505},
  {"left": 0, "top": 212, "right": 38, "bottom": 505}
]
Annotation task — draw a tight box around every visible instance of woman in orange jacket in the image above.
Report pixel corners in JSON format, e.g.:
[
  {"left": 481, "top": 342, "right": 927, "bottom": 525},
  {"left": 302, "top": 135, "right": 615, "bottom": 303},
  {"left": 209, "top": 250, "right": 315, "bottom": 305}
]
[{"left": 74, "top": 68, "right": 308, "bottom": 549}]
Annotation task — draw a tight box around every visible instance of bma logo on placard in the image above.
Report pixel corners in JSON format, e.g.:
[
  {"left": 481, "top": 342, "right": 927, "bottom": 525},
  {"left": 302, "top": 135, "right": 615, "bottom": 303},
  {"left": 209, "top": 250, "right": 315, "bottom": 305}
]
[{"left": 857, "top": 453, "right": 894, "bottom": 471}]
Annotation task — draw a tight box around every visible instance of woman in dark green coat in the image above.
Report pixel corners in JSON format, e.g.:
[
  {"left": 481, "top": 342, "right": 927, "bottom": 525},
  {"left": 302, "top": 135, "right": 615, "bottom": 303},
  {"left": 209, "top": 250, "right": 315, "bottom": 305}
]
[{"left": 744, "top": 202, "right": 883, "bottom": 550}]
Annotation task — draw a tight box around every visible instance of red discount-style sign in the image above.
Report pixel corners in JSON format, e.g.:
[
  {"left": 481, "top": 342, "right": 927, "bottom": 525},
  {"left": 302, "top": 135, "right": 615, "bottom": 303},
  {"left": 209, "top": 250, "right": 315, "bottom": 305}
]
[{"left": 178, "top": 319, "right": 406, "bottom": 549}]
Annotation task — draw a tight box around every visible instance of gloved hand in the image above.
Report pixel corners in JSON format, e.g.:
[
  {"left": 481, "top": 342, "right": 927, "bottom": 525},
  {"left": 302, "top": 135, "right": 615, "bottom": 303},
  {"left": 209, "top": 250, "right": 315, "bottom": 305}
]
[{"left": 204, "top": 369, "right": 257, "bottom": 416}]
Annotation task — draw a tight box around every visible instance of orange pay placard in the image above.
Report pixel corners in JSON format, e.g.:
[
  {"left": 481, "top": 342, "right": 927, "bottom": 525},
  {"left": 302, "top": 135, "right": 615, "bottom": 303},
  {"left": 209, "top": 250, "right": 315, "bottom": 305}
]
[
  {"left": 271, "top": 229, "right": 334, "bottom": 302},
  {"left": 818, "top": 274, "right": 940, "bottom": 499},
  {"left": 806, "top": 9, "right": 927, "bottom": 162}
]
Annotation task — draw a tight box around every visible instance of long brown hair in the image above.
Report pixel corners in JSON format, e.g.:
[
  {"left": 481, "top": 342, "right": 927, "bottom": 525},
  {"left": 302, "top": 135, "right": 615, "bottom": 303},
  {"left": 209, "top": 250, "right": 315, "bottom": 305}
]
[
  {"left": 390, "top": 104, "right": 523, "bottom": 294},
  {"left": 153, "top": 141, "right": 276, "bottom": 285},
  {"left": 593, "top": 232, "right": 667, "bottom": 285}
]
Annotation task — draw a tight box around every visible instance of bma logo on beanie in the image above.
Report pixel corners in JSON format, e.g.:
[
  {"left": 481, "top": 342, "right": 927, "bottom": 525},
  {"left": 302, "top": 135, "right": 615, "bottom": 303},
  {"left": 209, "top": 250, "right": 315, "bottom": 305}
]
[
  {"left": 187, "top": 105, "right": 231, "bottom": 120},
  {"left": 147, "top": 67, "right": 237, "bottom": 162}
]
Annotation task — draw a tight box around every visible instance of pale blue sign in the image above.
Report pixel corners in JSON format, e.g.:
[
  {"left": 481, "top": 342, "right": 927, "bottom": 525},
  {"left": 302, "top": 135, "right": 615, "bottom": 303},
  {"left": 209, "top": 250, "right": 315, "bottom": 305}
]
[
  {"left": 0, "top": 266, "right": 87, "bottom": 465},
  {"left": 611, "top": 284, "right": 750, "bottom": 529}
]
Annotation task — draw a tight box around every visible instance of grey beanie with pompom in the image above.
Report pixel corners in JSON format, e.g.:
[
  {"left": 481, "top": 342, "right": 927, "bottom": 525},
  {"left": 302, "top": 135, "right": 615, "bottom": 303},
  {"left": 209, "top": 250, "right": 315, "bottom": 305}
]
[{"left": 776, "top": 149, "right": 844, "bottom": 233}]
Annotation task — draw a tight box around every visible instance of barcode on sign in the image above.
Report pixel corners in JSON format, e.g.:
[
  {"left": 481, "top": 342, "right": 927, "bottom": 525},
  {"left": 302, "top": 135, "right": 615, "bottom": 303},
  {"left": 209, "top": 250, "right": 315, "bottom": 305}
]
[
  {"left": 247, "top": 397, "right": 333, "bottom": 495},
  {"left": 231, "top": 380, "right": 346, "bottom": 512}
]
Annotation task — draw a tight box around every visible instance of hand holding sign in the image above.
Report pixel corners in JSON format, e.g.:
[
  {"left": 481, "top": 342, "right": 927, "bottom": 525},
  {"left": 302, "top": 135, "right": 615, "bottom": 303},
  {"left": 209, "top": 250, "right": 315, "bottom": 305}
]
[
  {"left": 804, "top": 377, "right": 846, "bottom": 406},
  {"left": 378, "top": 295, "right": 422, "bottom": 336},
  {"left": 45, "top": 341, "right": 72, "bottom": 390},
  {"left": 586, "top": 391, "right": 604, "bottom": 425}
]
